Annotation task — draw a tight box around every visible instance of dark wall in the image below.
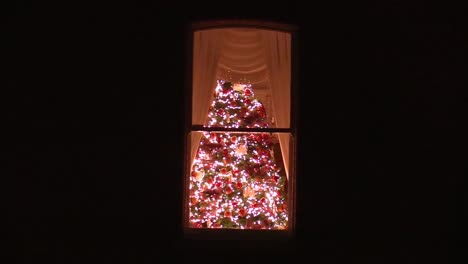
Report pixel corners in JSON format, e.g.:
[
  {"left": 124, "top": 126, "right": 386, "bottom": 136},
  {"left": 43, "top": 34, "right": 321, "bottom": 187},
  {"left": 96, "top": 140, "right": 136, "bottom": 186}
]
[{"left": 6, "top": 2, "right": 463, "bottom": 263}]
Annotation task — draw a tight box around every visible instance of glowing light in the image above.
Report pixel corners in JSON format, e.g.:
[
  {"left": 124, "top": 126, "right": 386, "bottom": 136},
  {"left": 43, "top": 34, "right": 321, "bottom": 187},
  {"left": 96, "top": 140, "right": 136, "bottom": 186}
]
[{"left": 189, "top": 80, "right": 288, "bottom": 229}]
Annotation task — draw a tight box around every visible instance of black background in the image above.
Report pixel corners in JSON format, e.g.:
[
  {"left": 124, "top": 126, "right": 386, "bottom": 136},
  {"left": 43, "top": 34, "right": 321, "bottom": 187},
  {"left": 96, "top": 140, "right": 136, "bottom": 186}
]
[{"left": 5, "top": 1, "right": 464, "bottom": 263}]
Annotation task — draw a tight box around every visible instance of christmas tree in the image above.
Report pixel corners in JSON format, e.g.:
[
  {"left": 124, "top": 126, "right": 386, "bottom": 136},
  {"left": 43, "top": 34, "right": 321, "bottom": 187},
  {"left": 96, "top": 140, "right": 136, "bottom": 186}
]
[{"left": 189, "top": 80, "right": 288, "bottom": 229}]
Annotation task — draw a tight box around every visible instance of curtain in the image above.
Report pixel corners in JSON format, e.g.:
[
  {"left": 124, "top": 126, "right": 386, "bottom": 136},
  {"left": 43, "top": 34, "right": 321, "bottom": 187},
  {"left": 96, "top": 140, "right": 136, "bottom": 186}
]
[
  {"left": 190, "top": 28, "right": 292, "bottom": 179},
  {"left": 190, "top": 29, "right": 225, "bottom": 168},
  {"left": 216, "top": 28, "right": 268, "bottom": 87},
  {"left": 262, "top": 30, "right": 291, "bottom": 179}
]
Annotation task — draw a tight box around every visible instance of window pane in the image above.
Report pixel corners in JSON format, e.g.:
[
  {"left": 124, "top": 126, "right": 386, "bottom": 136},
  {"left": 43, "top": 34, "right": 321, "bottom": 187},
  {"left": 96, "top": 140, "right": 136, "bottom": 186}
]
[
  {"left": 192, "top": 28, "right": 291, "bottom": 128},
  {"left": 186, "top": 131, "right": 292, "bottom": 230}
]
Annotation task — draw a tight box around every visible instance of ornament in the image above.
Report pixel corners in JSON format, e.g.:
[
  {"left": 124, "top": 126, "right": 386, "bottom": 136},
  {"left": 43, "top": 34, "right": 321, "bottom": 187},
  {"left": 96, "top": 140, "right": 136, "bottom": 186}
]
[
  {"left": 235, "top": 144, "right": 247, "bottom": 155},
  {"left": 191, "top": 170, "right": 204, "bottom": 181},
  {"left": 272, "top": 176, "right": 279, "bottom": 183},
  {"left": 243, "top": 186, "right": 255, "bottom": 198},
  {"left": 191, "top": 221, "right": 203, "bottom": 228},
  {"left": 219, "top": 167, "right": 228, "bottom": 175},
  {"left": 233, "top": 83, "right": 244, "bottom": 91},
  {"left": 277, "top": 203, "right": 288, "bottom": 213},
  {"left": 224, "top": 211, "right": 232, "bottom": 218},
  {"left": 238, "top": 208, "right": 247, "bottom": 217},
  {"left": 209, "top": 132, "right": 217, "bottom": 141}
]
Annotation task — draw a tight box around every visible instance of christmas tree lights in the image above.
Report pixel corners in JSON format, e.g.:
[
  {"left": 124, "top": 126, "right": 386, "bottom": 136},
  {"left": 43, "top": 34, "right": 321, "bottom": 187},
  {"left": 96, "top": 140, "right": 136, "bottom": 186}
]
[{"left": 189, "top": 80, "right": 288, "bottom": 229}]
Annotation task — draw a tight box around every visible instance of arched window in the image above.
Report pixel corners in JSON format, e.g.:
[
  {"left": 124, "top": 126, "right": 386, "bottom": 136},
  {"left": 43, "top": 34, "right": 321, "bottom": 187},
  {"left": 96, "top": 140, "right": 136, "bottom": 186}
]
[{"left": 183, "top": 20, "right": 298, "bottom": 239}]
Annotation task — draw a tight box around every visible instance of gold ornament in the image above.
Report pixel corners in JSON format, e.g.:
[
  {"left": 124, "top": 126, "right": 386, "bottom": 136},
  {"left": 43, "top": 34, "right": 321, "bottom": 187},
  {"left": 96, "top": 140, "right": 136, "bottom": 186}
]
[
  {"left": 236, "top": 144, "right": 247, "bottom": 155},
  {"left": 191, "top": 170, "right": 204, "bottom": 181},
  {"left": 243, "top": 186, "right": 255, "bottom": 198},
  {"left": 233, "top": 83, "right": 245, "bottom": 91}
]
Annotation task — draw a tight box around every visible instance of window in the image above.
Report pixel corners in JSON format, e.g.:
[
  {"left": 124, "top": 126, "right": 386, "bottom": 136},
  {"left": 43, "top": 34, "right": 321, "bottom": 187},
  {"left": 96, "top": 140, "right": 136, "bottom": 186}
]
[{"left": 183, "top": 20, "right": 298, "bottom": 239}]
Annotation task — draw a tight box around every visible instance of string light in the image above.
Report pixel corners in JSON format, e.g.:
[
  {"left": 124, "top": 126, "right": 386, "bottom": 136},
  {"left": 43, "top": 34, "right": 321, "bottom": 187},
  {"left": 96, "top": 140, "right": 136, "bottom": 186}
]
[{"left": 189, "top": 80, "right": 288, "bottom": 229}]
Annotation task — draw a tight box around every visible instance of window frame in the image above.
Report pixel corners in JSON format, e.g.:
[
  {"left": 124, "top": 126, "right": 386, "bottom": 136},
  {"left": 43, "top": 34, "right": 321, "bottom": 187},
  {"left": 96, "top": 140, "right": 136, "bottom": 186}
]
[{"left": 182, "top": 19, "right": 299, "bottom": 240}]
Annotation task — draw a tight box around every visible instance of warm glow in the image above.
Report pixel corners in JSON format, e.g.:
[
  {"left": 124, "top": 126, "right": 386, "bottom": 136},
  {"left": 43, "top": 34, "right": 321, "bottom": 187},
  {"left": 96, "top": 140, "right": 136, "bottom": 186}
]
[{"left": 189, "top": 80, "right": 288, "bottom": 230}]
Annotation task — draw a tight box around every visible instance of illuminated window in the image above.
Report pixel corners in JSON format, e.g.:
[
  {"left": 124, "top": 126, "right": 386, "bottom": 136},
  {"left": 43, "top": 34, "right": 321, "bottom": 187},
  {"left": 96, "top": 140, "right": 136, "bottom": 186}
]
[{"left": 183, "top": 20, "right": 298, "bottom": 239}]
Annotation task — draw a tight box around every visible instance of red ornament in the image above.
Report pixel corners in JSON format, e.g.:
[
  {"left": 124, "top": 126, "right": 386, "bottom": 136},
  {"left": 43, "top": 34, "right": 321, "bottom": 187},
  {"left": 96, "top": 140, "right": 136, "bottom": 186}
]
[
  {"left": 191, "top": 222, "right": 203, "bottom": 228},
  {"left": 210, "top": 133, "right": 217, "bottom": 140},
  {"left": 238, "top": 208, "right": 247, "bottom": 217},
  {"left": 225, "top": 186, "right": 233, "bottom": 194},
  {"left": 277, "top": 204, "right": 287, "bottom": 213},
  {"left": 278, "top": 205, "right": 284, "bottom": 212},
  {"left": 244, "top": 89, "right": 252, "bottom": 96}
]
